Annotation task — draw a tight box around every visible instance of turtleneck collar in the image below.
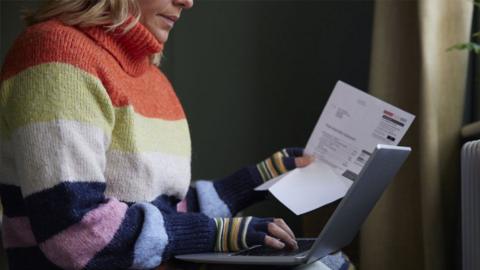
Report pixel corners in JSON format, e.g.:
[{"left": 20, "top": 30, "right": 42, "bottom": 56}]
[{"left": 82, "top": 19, "right": 163, "bottom": 76}]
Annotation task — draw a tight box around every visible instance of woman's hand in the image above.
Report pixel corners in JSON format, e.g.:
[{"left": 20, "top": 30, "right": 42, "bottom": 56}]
[
  {"left": 263, "top": 218, "right": 298, "bottom": 249},
  {"left": 214, "top": 217, "right": 298, "bottom": 252},
  {"left": 256, "top": 148, "right": 314, "bottom": 182}
]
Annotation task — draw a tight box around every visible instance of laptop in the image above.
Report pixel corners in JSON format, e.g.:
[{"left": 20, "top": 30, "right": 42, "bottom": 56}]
[{"left": 176, "top": 144, "right": 411, "bottom": 265}]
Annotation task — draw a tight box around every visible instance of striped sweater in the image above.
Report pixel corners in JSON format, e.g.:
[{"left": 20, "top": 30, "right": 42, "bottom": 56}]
[{"left": 0, "top": 19, "right": 265, "bottom": 270}]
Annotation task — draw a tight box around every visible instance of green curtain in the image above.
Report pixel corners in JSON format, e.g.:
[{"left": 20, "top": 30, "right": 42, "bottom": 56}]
[{"left": 360, "top": 0, "right": 473, "bottom": 269}]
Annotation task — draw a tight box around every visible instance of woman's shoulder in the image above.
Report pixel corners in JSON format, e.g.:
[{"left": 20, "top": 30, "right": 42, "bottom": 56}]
[{"left": 1, "top": 19, "right": 101, "bottom": 81}]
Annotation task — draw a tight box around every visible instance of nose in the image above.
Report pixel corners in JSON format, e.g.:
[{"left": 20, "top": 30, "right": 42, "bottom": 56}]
[{"left": 173, "top": 0, "right": 194, "bottom": 9}]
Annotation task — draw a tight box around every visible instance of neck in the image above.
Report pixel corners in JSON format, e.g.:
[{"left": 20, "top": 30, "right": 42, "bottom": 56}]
[{"left": 82, "top": 19, "right": 163, "bottom": 76}]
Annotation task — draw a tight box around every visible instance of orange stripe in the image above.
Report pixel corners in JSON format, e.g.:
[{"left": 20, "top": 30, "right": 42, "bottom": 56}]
[
  {"left": 273, "top": 152, "right": 288, "bottom": 174},
  {"left": 1, "top": 20, "right": 185, "bottom": 121},
  {"left": 230, "top": 218, "right": 240, "bottom": 251}
]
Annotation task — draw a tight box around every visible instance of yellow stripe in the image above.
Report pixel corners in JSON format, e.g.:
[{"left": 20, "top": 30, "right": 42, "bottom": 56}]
[
  {"left": 0, "top": 63, "right": 191, "bottom": 157},
  {"left": 111, "top": 107, "right": 190, "bottom": 156},
  {"left": 265, "top": 159, "right": 279, "bottom": 177},
  {"left": 273, "top": 152, "right": 288, "bottom": 173},
  {"left": 230, "top": 218, "right": 241, "bottom": 251},
  {"left": 0, "top": 63, "right": 114, "bottom": 139}
]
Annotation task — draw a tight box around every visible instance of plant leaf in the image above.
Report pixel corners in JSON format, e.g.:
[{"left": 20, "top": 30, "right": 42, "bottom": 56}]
[{"left": 447, "top": 42, "right": 480, "bottom": 54}]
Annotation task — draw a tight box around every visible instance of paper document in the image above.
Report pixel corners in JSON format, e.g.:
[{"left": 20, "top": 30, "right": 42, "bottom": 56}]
[{"left": 256, "top": 81, "right": 415, "bottom": 215}]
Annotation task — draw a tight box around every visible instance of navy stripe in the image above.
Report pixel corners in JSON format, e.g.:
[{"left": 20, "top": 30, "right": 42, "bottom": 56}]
[
  {"left": 150, "top": 194, "right": 178, "bottom": 214},
  {"left": 213, "top": 167, "right": 266, "bottom": 215},
  {"left": 185, "top": 187, "right": 200, "bottom": 212},
  {"left": 163, "top": 213, "right": 216, "bottom": 258},
  {"left": 6, "top": 247, "right": 63, "bottom": 270},
  {"left": 0, "top": 184, "right": 27, "bottom": 217},
  {"left": 85, "top": 207, "right": 143, "bottom": 270},
  {"left": 285, "top": 147, "right": 304, "bottom": 157},
  {"left": 282, "top": 157, "right": 297, "bottom": 171},
  {"left": 24, "top": 181, "right": 106, "bottom": 242}
]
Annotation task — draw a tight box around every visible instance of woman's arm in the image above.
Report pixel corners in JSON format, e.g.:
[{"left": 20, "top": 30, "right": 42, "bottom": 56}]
[
  {"left": 181, "top": 148, "right": 312, "bottom": 217},
  {"left": 181, "top": 166, "right": 266, "bottom": 217},
  {"left": 0, "top": 63, "right": 216, "bottom": 269}
]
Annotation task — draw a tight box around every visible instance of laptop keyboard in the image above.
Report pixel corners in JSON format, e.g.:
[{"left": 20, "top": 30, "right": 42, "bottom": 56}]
[{"left": 232, "top": 239, "right": 315, "bottom": 256}]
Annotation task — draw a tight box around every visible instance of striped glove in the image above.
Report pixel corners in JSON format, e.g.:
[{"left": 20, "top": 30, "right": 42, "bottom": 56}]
[
  {"left": 256, "top": 148, "right": 306, "bottom": 182},
  {"left": 213, "top": 216, "right": 273, "bottom": 252}
]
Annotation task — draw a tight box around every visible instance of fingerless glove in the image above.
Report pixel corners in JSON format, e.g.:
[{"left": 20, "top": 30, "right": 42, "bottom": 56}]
[
  {"left": 213, "top": 216, "right": 273, "bottom": 252},
  {"left": 256, "top": 147, "right": 304, "bottom": 182}
]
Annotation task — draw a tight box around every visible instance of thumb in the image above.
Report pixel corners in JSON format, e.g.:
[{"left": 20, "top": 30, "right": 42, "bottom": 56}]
[{"left": 295, "top": 155, "right": 314, "bottom": 168}]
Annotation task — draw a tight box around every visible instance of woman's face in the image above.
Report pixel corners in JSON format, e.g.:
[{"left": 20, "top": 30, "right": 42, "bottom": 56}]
[{"left": 137, "top": 0, "right": 194, "bottom": 43}]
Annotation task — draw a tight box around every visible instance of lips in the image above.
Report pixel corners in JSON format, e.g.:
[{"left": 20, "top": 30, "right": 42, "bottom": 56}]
[
  {"left": 162, "top": 15, "right": 178, "bottom": 22},
  {"left": 157, "top": 14, "right": 179, "bottom": 27}
]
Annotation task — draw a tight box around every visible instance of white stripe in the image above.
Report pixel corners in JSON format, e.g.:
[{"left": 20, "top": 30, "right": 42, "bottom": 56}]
[
  {"left": 242, "top": 217, "right": 252, "bottom": 249},
  {"left": 105, "top": 151, "right": 191, "bottom": 202},
  {"left": 195, "top": 181, "right": 231, "bottom": 218},
  {"left": 214, "top": 218, "right": 223, "bottom": 252},
  {"left": 11, "top": 120, "right": 110, "bottom": 197}
]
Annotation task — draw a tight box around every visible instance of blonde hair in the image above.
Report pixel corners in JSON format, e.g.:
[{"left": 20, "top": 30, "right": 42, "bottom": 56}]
[{"left": 24, "top": 0, "right": 162, "bottom": 65}]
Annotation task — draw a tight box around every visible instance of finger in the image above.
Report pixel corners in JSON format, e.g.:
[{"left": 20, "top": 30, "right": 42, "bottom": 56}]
[
  {"left": 264, "top": 235, "right": 286, "bottom": 249},
  {"left": 273, "top": 218, "right": 295, "bottom": 239},
  {"left": 268, "top": 223, "right": 298, "bottom": 249},
  {"left": 295, "top": 156, "right": 314, "bottom": 168},
  {"left": 284, "top": 148, "right": 304, "bottom": 157}
]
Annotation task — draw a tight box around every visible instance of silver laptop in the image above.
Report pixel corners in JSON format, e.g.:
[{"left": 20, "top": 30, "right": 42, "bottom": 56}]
[{"left": 176, "top": 144, "right": 411, "bottom": 265}]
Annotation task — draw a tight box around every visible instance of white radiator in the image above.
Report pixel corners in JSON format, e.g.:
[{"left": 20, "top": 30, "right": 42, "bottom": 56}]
[{"left": 461, "top": 140, "right": 480, "bottom": 270}]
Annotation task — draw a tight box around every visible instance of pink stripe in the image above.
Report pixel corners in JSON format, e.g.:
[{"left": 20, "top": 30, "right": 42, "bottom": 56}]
[
  {"left": 39, "top": 198, "right": 128, "bottom": 270},
  {"left": 2, "top": 216, "right": 37, "bottom": 248},
  {"left": 176, "top": 199, "right": 187, "bottom": 213}
]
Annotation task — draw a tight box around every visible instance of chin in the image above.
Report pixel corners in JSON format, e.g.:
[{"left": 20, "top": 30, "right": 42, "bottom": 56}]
[
  {"left": 144, "top": 23, "right": 169, "bottom": 43},
  {"left": 154, "top": 31, "right": 169, "bottom": 44}
]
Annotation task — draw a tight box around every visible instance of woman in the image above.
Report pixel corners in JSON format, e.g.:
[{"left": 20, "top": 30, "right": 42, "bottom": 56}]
[{"left": 0, "top": 0, "right": 352, "bottom": 269}]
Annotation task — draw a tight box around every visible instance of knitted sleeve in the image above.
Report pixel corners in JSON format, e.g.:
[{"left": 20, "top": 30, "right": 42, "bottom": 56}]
[
  {"left": 182, "top": 167, "right": 267, "bottom": 217},
  {"left": 0, "top": 63, "right": 216, "bottom": 269}
]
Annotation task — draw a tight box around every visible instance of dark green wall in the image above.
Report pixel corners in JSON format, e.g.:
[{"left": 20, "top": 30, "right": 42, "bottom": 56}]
[
  {"left": 0, "top": 0, "right": 373, "bottom": 239},
  {"left": 1, "top": 1, "right": 43, "bottom": 64},
  {"left": 162, "top": 0, "right": 374, "bottom": 180},
  {"left": 161, "top": 0, "right": 374, "bottom": 231}
]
